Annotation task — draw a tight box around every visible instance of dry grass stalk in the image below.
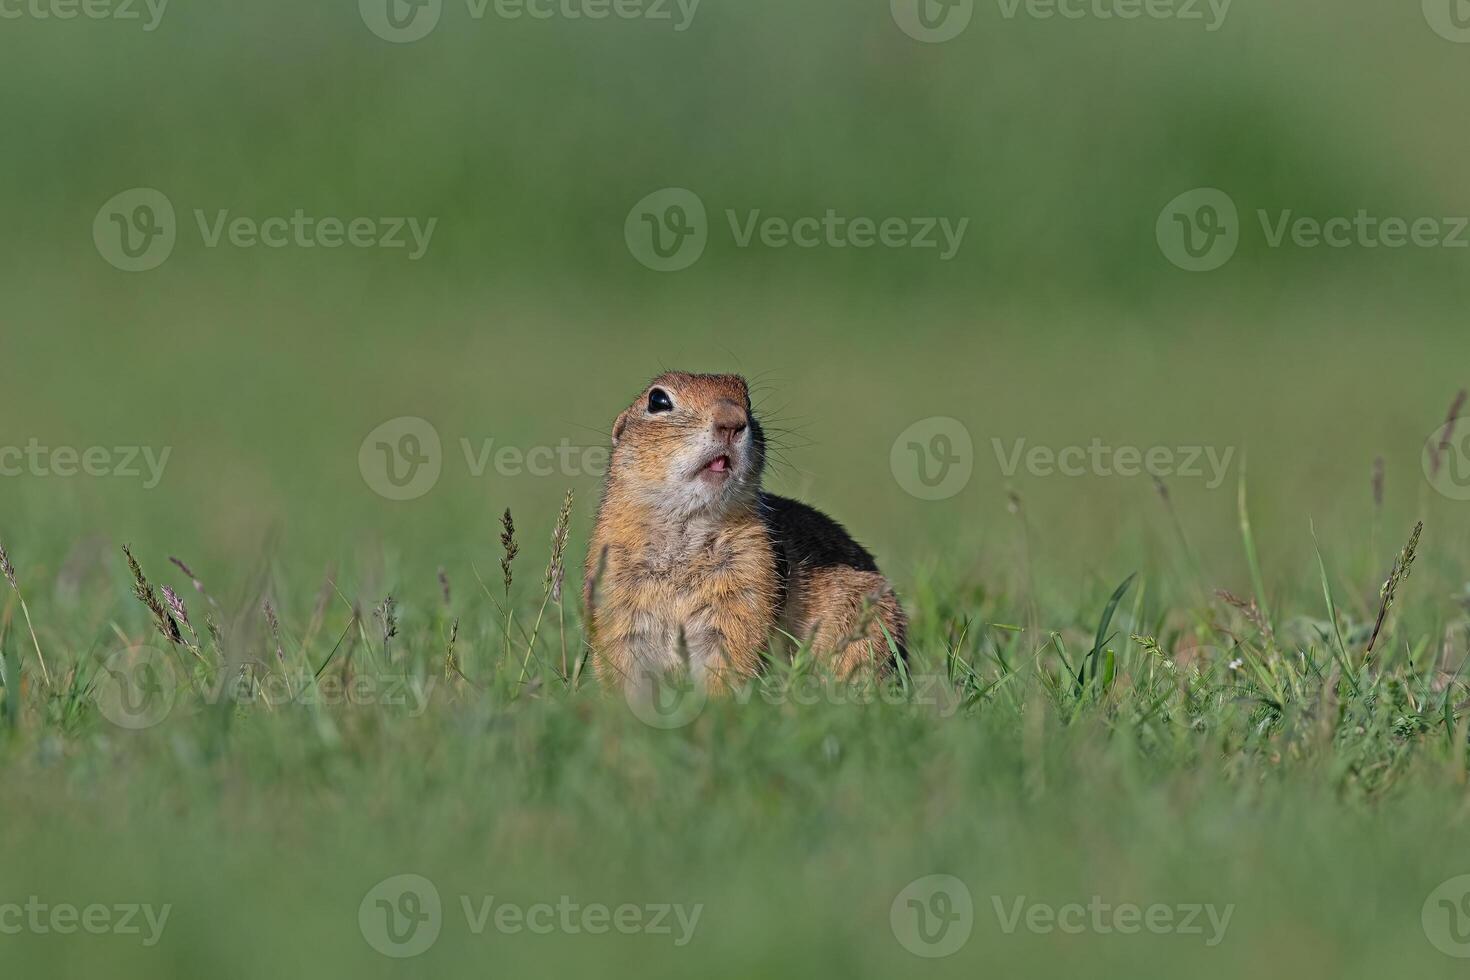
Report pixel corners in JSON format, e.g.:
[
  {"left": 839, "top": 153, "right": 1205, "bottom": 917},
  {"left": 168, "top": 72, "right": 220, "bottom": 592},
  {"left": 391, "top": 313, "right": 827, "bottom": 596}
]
[
  {"left": 161, "top": 584, "right": 208, "bottom": 666},
  {"left": 0, "top": 539, "right": 51, "bottom": 687},
  {"left": 375, "top": 594, "right": 398, "bottom": 663},
  {"left": 169, "top": 556, "right": 219, "bottom": 610},
  {"left": 519, "top": 493, "right": 576, "bottom": 687},
  {"left": 500, "top": 509, "right": 519, "bottom": 597},
  {"left": 1429, "top": 390, "right": 1468, "bottom": 478},
  {"left": 123, "top": 545, "right": 182, "bottom": 646},
  {"left": 546, "top": 490, "right": 574, "bottom": 677},
  {"left": 169, "top": 555, "right": 221, "bottom": 653},
  {"left": 500, "top": 508, "right": 519, "bottom": 666},
  {"left": 1216, "top": 589, "right": 1275, "bottom": 646},
  {"left": 262, "top": 599, "right": 286, "bottom": 666},
  {"left": 1365, "top": 521, "right": 1423, "bottom": 661}
]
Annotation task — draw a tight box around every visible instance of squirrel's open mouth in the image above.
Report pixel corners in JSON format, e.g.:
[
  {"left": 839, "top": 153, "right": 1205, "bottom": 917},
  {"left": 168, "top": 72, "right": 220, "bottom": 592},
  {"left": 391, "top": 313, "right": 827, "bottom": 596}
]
[{"left": 696, "top": 453, "right": 734, "bottom": 480}]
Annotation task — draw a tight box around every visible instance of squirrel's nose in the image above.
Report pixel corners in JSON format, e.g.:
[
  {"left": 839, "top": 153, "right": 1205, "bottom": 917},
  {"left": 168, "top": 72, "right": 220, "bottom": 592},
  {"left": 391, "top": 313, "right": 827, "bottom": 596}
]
[{"left": 712, "top": 400, "right": 748, "bottom": 443}]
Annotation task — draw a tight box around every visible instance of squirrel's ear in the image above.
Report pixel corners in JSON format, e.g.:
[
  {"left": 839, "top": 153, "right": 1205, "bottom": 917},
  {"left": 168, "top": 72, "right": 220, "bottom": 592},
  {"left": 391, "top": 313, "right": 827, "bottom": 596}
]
[{"left": 611, "top": 409, "right": 629, "bottom": 446}]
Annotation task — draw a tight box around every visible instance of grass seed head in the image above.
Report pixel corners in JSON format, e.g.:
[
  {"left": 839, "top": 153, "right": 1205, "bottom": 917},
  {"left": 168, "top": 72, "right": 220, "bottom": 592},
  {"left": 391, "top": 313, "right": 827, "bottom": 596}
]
[
  {"left": 500, "top": 508, "right": 519, "bottom": 596},
  {"left": 123, "top": 544, "right": 182, "bottom": 644},
  {"left": 263, "top": 599, "right": 284, "bottom": 664},
  {"left": 162, "top": 585, "right": 191, "bottom": 632},
  {"left": 1430, "top": 389, "right": 1468, "bottom": 478},
  {"left": 1366, "top": 521, "right": 1425, "bottom": 659},
  {"left": 375, "top": 594, "right": 398, "bottom": 644},
  {"left": 0, "top": 540, "right": 16, "bottom": 591},
  {"left": 546, "top": 489, "right": 574, "bottom": 603},
  {"left": 169, "top": 555, "right": 219, "bottom": 609}
]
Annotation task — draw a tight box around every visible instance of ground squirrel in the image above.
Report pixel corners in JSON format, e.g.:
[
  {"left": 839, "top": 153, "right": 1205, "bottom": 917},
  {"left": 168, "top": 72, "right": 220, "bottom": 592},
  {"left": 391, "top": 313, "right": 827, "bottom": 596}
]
[{"left": 583, "top": 371, "right": 907, "bottom": 691}]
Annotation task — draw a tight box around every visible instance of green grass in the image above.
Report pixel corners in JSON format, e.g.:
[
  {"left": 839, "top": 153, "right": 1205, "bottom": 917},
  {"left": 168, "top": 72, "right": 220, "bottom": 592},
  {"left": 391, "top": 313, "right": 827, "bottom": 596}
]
[
  {"left": 2, "top": 499, "right": 1469, "bottom": 978},
  {"left": 6, "top": 0, "right": 1470, "bottom": 975}
]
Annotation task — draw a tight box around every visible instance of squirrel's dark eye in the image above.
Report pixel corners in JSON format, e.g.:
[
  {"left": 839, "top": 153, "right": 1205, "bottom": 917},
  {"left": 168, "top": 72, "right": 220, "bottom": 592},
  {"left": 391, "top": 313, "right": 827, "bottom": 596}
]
[{"left": 647, "top": 388, "right": 674, "bottom": 414}]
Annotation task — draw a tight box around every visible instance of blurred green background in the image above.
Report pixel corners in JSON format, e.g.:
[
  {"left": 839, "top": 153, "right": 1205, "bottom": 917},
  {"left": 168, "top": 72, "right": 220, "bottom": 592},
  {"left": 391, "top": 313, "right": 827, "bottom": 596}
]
[
  {"left": 3, "top": 0, "right": 1468, "bottom": 595},
  {"left": 3, "top": 0, "right": 1470, "bottom": 976}
]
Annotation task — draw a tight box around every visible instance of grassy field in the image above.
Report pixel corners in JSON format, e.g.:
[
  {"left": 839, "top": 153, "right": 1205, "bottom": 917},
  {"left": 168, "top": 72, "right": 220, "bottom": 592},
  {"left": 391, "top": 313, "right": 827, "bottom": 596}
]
[{"left": 5, "top": 0, "right": 1470, "bottom": 976}]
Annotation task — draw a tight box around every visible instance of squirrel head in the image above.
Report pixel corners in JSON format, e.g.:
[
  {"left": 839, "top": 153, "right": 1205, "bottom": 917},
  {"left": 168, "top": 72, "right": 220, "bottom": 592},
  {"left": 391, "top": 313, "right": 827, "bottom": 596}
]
[{"left": 604, "top": 372, "right": 766, "bottom": 518}]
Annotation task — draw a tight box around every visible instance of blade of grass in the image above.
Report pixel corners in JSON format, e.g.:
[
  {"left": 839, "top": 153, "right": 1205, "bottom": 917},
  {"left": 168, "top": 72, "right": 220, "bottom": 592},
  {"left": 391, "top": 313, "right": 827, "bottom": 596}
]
[
  {"left": 1237, "top": 461, "right": 1273, "bottom": 639},
  {"left": 1310, "top": 522, "right": 1359, "bottom": 695}
]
